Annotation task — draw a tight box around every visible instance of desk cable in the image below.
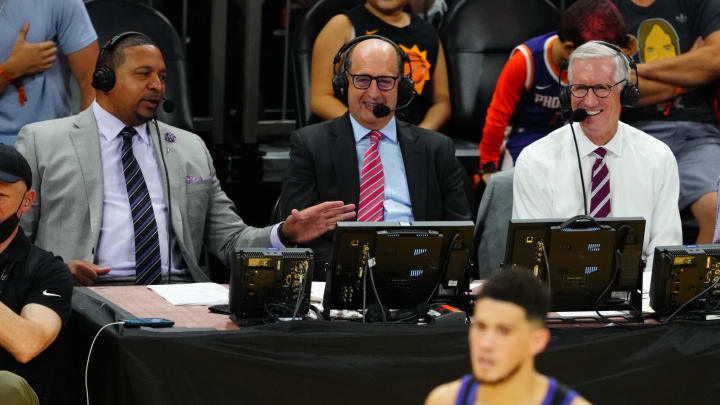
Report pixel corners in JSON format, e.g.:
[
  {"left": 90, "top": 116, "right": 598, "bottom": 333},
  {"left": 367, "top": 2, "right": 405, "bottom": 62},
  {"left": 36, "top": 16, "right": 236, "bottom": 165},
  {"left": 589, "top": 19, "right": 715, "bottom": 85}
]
[{"left": 85, "top": 321, "right": 125, "bottom": 405}]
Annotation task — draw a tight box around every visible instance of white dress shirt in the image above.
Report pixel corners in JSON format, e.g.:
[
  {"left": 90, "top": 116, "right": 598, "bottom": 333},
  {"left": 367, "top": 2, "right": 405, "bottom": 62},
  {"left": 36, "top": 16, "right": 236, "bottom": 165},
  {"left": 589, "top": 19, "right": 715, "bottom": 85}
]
[
  {"left": 512, "top": 121, "right": 682, "bottom": 279},
  {"left": 93, "top": 101, "right": 188, "bottom": 279},
  {"left": 349, "top": 115, "right": 414, "bottom": 221}
]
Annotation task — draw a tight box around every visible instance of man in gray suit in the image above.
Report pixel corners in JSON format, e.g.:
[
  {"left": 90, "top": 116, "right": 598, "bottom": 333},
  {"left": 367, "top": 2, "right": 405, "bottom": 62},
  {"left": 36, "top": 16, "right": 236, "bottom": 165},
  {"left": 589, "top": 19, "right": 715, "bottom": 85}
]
[{"left": 15, "top": 32, "right": 355, "bottom": 285}]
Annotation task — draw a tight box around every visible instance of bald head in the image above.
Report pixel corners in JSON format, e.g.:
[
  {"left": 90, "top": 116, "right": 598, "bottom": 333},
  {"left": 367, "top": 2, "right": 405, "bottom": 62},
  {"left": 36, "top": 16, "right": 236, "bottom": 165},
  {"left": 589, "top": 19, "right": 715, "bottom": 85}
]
[{"left": 343, "top": 38, "right": 402, "bottom": 77}]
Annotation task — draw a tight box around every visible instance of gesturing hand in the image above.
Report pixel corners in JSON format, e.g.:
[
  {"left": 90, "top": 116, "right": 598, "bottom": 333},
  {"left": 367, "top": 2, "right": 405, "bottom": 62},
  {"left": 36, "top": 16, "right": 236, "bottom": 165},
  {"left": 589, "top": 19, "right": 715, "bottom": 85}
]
[
  {"left": 3, "top": 23, "right": 57, "bottom": 79},
  {"left": 282, "top": 201, "right": 357, "bottom": 244}
]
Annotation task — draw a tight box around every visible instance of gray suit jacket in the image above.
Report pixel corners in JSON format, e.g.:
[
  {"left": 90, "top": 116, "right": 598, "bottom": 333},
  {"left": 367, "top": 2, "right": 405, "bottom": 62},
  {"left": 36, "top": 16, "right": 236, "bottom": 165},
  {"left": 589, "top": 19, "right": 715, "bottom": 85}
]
[
  {"left": 16, "top": 107, "right": 272, "bottom": 282},
  {"left": 474, "top": 169, "right": 514, "bottom": 279}
]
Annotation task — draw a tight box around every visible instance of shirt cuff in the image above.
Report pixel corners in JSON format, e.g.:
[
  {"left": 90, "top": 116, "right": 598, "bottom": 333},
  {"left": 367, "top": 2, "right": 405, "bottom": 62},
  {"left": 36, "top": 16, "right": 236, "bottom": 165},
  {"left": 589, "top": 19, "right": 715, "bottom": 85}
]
[{"left": 270, "top": 223, "right": 285, "bottom": 248}]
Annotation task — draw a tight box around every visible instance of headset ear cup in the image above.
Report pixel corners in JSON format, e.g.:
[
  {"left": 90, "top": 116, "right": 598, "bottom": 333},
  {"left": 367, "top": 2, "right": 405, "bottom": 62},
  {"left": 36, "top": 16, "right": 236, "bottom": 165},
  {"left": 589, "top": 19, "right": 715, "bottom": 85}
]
[
  {"left": 91, "top": 65, "right": 115, "bottom": 93},
  {"left": 397, "top": 77, "right": 415, "bottom": 108},
  {"left": 622, "top": 84, "right": 640, "bottom": 107},
  {"left": 559, "top": 86, "right": 572, "bottom": 120},
  {"left": 332, "top": 74, "right": 348, "bottom": 105}
]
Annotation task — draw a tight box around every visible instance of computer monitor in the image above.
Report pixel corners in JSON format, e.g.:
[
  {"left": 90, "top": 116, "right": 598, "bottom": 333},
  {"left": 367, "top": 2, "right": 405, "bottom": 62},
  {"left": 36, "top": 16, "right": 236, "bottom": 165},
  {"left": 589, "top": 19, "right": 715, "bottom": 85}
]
[
  {"left": 323, "top": 221, "right": 474, "bottom": 315},
  {"left": 650, "top": 244, "right": 720, "bottom": 317},
  {"left": 229, "top": 248, "right": 313, "bottom": 324},
  {"left": 504, "top": 216, "right": 645, "bottom": 312}
]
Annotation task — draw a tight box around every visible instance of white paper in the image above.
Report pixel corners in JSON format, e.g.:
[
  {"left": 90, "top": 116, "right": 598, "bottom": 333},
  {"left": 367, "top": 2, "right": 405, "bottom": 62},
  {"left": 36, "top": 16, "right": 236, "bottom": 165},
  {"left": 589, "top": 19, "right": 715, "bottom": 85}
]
[
  {"left": 311, "top": 281, "right": 325, "bottom": 303},
  {"left": 148, "top": 283, "right": 229, "bottom": 306}
]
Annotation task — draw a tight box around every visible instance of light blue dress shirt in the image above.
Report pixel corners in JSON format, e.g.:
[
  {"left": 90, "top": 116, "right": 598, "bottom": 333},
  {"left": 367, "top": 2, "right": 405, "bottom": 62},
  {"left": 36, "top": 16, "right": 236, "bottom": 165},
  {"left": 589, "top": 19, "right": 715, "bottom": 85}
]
[{"left": 349, "top": 115, "right": 414, "bottom": 221}]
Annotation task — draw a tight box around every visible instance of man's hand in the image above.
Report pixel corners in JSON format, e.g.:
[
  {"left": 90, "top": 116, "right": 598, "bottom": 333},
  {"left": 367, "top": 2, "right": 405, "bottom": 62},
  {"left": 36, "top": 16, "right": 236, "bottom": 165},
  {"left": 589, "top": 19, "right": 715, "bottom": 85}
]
[
  {"left": 282, "top": 201, "right": 357, "bottom": 244},
  {"left": 68, "top": 260, "right": 110, "bottom": 286},
  {"left": 2, "top": 23, "right": 57, "bottom": 79}
]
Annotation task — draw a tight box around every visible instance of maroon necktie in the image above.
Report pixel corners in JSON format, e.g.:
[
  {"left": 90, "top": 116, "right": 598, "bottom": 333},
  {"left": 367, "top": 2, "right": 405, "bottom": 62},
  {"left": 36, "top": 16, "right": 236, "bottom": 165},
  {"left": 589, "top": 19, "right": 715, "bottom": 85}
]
[{"left": 590, "top": 147, "right": 611, "bottom": 218}]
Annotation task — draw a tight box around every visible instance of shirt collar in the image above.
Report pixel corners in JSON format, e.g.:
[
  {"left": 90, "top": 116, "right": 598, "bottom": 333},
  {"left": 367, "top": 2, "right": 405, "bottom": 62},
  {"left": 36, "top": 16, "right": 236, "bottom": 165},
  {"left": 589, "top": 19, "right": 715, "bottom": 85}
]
[
  {"left": 575, "top": 122, "right": 625, "bottom": 158},
  {"left": 92, "top": 100, "right": 150, "bottom": 146},
  {"left": 349, "top": 114, "right": 398, "bottom": 144},
  {"left": 0, "top": 227, "right": 30, "bottom": 264}
]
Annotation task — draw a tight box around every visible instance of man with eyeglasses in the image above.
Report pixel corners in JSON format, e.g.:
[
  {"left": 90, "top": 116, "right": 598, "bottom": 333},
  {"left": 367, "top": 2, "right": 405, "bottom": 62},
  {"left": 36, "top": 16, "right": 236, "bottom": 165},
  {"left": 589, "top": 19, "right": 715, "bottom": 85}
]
[
  {"left": 282, "top": 36, "right": 471, "bottom": 279},
  {"left": 512, "top": 41, "right": 682, "bottom": 276}
]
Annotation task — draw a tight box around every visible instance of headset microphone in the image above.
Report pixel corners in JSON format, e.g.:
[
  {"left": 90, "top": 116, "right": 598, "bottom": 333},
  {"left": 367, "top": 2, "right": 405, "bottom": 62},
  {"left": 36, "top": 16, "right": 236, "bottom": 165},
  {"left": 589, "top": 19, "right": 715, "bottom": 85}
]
[
  {"left": 570, "top": 108, "right": 588, "bottom": 123},
  {"left": 372, "top": 104, "right": 391, "bottom": 118},
  {"left": 162, "top": 99, "right": 176, "bottom": 114},
  {"left": 372, "top": 95, "right": 415, "bottom": 118}
]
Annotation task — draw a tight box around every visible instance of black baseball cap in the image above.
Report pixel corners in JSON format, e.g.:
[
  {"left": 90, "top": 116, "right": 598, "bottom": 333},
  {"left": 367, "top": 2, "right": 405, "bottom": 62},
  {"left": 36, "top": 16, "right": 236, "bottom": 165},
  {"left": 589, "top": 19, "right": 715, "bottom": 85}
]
[{"left": 0, "top": 144, "right": 32, "bottom": 189}]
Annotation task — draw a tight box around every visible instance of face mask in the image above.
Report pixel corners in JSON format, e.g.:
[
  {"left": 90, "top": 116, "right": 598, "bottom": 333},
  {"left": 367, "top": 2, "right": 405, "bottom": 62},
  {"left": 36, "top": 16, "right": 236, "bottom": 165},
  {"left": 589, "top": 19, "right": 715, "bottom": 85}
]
[{"left": 0, "top": 196, "right": 25, "bottom": 245}]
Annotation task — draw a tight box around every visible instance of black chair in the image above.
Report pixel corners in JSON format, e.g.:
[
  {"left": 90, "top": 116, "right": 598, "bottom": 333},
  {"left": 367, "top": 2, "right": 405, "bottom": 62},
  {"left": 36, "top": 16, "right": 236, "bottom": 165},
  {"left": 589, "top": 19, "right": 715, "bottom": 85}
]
[
  {"left": 85, "top": 0, "right": 194, "bottom": 131},
  {"left": 440, "top": 0, "right": 559, "bottom": 141},
  {"left": 291, "top": 0, "right": 365, "bottom": 128}
]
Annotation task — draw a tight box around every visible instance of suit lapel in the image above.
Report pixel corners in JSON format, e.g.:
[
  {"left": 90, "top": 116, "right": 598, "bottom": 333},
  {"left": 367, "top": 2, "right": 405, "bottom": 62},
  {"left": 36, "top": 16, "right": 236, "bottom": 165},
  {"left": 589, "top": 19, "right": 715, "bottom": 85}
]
[
  {"left": 397, "top": 121, "right": 427, "bottom": 220},
  {"left": 69, "top": 108, "right": 104, "bottom": 243},
  {"left": 329, "top": 114, "right": 360, "bottom": 206},
  {"left": 148, "top": 121, "right": 185, "bottom": 247}
]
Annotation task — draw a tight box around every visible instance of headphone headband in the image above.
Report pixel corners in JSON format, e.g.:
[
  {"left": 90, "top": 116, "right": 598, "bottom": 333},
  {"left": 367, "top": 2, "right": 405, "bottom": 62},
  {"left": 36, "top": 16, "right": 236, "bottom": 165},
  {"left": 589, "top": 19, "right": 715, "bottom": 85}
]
[
  {"left": 331, "top": 34, "right": 416, "bottom": 111},
  {"left": 559, "top": 40, "right": 640, "bottom": 120},
  {"left": 92, "top": 31, "right": 153, "bottom": 93}
]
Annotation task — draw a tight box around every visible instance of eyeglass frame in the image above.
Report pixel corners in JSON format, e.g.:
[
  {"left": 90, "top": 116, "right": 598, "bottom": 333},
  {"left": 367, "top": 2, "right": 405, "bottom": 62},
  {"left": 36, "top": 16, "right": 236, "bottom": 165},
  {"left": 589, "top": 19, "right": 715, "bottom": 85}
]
[
  {"left": 567, "top": 79, "right": 626, "bottom": 98},
  {"left": 346, "top": 72, "right": 400, "bottom": 91}
]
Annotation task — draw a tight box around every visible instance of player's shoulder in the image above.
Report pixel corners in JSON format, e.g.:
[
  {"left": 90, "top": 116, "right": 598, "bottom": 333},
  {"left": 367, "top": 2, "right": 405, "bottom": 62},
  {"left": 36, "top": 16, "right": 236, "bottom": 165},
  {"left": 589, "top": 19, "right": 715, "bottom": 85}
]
[{"left": 425, "top": 379, "right": 463, "bottom": 405}]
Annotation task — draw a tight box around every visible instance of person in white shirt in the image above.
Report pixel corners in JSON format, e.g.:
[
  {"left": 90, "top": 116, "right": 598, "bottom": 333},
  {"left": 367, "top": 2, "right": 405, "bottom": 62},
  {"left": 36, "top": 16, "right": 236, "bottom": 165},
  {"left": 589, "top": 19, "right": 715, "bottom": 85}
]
[{"left": 512, "top": 40, "right": 682, "bottom": 279}]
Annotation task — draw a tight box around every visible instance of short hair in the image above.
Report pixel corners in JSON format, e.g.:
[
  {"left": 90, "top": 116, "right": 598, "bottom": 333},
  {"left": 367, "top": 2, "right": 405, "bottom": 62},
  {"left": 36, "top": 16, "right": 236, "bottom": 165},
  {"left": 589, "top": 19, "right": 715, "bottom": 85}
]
[
  {"left": 96, "top": 33, "right": 157, "bottom": 71},
  {"left": 342, "top": 37, "right": 403, "bottom": 77},
  {"left": 557, "top": 0, "right": 628, "bottom": 49},
  {"left": 567, "top": 40, "right": 631, "bottom": 86},
  {"left": 476, "top": 269, "right": 550, "bottom": 325}
]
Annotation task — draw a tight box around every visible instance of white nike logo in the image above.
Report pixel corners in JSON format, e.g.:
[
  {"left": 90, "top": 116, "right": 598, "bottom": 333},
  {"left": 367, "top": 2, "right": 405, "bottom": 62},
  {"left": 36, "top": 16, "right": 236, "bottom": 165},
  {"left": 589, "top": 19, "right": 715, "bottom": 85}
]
[
  {"left": 42, "top": 290, "right": 61, "bottom": 298},
  {"left": 535, "top": 84, "right": 552, "bottom": 90}
]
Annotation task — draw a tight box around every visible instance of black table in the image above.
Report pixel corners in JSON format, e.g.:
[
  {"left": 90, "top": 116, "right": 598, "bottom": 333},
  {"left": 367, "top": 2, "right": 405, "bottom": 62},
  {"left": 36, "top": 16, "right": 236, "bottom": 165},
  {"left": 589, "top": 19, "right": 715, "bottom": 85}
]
[{"left": 68, "top": 288, "right": 719, "bottom": 405}]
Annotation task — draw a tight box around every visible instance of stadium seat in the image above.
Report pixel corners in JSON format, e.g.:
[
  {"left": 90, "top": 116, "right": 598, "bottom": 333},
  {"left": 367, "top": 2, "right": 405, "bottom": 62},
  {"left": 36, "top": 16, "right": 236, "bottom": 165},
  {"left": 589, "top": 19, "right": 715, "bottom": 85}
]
[
  {"left": 85, "top": 0, "right": 194, "bottom": 131},
  {"left": 290, "top": 0, "right": 364, "bottom": 128},
  {"left": 440, "top": 0, "right": 559, "bottom": 141}
]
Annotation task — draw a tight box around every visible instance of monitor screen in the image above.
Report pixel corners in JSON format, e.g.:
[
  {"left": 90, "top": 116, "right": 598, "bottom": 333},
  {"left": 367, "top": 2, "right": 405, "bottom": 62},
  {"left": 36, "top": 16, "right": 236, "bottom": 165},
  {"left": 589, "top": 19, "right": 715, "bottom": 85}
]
[
  {"left": 504, "top": 217, "right": 645, "bottom": 312},
  {"left": 323, "top": 221, "right": 474, "bottom": 313},
  {"left": 650, "top": 244, "right": 720, "bottom": 317}
]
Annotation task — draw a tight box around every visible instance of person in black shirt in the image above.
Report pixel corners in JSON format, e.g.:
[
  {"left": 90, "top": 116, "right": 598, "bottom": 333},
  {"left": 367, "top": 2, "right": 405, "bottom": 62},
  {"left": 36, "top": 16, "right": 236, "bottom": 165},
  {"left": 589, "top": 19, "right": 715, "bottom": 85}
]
[
  {"left": 311, "top": 0, "right": 450, "bottom": 130},
  {"left": 0, "top": 145, "right": 72, "bottom": 405},
  {"left": 612, "top": 0, "right": 720, "bottom": 244}
]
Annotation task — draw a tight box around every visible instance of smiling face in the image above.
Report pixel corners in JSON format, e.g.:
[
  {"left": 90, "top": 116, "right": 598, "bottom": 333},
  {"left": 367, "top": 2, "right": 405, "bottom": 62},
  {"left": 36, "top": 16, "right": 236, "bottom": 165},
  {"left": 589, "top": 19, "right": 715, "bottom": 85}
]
[
  {"left": 346, "top": 39, "right": 399, "bottom": 130},
  {"left": 569, "top": 57, "right": 621, "bottom": 145},
  {"left": 98, "top": 44, "right": 167, "bottom": 127},
  {"left": 468, "top": 298, "right": 548, "bottom": 384}
]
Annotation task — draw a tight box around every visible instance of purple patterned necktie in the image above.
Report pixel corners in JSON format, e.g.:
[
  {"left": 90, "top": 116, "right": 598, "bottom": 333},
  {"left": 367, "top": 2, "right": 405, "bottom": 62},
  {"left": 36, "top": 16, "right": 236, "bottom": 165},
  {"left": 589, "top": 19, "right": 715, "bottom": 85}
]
[
  {"left": 590, "top": 147, "right": 611, "bottom": 218},
  {"left": 120, "top": 127, "right": 162, "bottom": 284}
]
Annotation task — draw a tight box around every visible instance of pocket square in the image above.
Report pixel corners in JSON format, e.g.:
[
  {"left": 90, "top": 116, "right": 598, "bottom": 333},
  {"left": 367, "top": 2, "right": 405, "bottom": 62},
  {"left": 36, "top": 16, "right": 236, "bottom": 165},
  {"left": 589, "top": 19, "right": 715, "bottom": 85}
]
[{"left": 185, "top": 175, "right": 209, "bottom": 184}]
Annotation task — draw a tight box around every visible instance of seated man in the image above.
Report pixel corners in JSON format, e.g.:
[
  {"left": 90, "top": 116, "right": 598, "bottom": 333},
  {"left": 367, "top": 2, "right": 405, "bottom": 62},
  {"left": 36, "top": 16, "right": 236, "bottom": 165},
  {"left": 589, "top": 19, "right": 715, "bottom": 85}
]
[
  {"left": 15, "top": 32, "right": 355, "bottom": 286},
  {"left": 512, "top": 41, "right": 682, "bottom": 276},
  {"left": 479, "top": 0, "right": 627, "bottom": 182},
  {"left": 0, "top": 145, "right": 73, "bottom": 405},
  {"left": 310, "top": 0, "right": 450, "bottom": 130},
  {"left": 0, "top": 0, "right": 98, "bottom": 145},
  {"left": 282, "top": 36, "right": 471, "bottom": 277},
  {"left": 425, "top": 269, "right": 591, "bottom": 405},
  {"left": 612, "top": 0, "right": 720, "bottom": 244}
]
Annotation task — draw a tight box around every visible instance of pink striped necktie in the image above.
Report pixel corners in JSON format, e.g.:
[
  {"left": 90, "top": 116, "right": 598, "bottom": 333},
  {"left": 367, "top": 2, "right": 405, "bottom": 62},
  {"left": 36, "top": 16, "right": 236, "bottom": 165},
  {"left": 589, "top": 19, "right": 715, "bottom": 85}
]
[
  {"left": 357, "top": 130, "right": 385, "bottom": 222},
  {"left": 590, "top": 147, "right": 611, "bottom": 218}
]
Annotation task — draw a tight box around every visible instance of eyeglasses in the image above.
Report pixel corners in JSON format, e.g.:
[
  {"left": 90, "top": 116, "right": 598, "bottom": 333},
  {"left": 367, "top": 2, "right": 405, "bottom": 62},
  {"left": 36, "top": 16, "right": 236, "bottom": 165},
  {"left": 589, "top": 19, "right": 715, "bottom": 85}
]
[
  {"left": 568, "top": 79, "right": 626, "bottom": 98},
  {"left": 348, "top": 73, "right": 399, "bottom": 91}
]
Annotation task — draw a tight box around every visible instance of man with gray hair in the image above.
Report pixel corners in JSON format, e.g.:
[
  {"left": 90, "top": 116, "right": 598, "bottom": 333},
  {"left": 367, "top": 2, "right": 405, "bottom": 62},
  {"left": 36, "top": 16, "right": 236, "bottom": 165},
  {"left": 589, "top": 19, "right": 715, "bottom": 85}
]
[{"left": 512, "top": 40, "right": 682, "bottom": 278}]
